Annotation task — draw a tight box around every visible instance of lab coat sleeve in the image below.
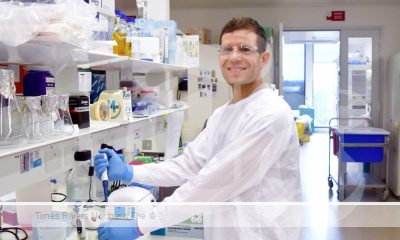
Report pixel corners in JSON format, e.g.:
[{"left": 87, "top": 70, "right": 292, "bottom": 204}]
[
  {"left": 133, "top": 127, "right": 209, "bottom": 187},
  {"left": 137, "top": 108, "right": 300, "bottom": 233}
]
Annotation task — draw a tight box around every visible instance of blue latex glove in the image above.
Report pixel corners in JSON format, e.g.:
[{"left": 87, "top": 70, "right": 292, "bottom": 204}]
[
  {"left": 94, "top": 148, "right": 133, "bottom": 182},
  {"left": 98, "top": 219, "right": 143, "bottom": 240}
]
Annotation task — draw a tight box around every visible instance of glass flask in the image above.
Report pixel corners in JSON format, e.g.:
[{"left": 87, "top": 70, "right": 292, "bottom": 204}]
[
  {"left": 66, "top": 150, "right": 93, "bottom": 202},
  {"left": 55, "top": 94, "right": 74, "bottom": 135},
  {"left": 0, "top": 70, "right": 27, "bottom": 148},
  {"left": 22, "top": 96, "right": 44, "bottom": 142},
  {"left": 41, "top": 95, "right": 58, "bottom": 138}
]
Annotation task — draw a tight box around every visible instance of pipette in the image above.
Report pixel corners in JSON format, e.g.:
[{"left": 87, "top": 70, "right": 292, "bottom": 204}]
[{"left": 101, "top": 153, "right": 109, "bottom": 202}]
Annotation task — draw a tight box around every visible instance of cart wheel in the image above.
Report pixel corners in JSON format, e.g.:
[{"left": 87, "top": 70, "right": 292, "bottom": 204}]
[
  {"left": 299, "top": 141, "right": 303, "bottom": 146},
  {"left": 328, "top": 179, "right": 334, "bottom": 189},
  {"left": 380, "top": 190, "right": 389, "bottom": 201}
]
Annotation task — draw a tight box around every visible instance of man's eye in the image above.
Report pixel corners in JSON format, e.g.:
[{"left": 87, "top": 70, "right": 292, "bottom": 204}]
[
  {"left": 240, "top": 45, "right": 254, "bottom": 53},
  {"left": 222, "top": 47, "right": 234, "bottom": 53}
]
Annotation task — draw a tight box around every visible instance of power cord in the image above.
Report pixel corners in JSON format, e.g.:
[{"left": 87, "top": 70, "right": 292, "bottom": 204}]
[{"left": 0, "top": 205, "right": 28, "bottom": 240}]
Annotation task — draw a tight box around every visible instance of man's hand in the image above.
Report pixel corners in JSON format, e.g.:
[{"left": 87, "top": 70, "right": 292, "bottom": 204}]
[
  {"left": 94, "top": 148, "right": 133, "bottom": 182},
  {"left": 98, "top": 219, "right": 143, "bottom": 240}
]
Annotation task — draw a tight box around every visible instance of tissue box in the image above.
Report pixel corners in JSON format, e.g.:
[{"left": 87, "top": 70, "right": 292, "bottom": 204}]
[{"left": 185, "top": 28, "right": 211, "bottom": 44}]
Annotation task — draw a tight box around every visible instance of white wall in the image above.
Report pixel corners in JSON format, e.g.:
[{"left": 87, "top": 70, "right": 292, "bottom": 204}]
[{"left": 171, "top": 4, "right": 400, "bottom": 129}]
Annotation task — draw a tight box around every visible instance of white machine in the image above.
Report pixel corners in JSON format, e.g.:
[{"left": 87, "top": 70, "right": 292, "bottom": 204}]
[
  {"left": 107, "top": 187, "right": 156, "bottom": 220},
  {"left": 389, "top": 52, "right": 400, "bottom": 197}
]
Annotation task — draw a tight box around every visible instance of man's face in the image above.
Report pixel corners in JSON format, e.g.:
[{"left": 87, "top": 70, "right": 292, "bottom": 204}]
[{"left": 219, "top": 29, "right": 269, "bottom": 87}]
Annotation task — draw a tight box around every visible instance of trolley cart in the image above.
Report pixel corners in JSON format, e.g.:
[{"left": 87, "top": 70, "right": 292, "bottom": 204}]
[{"left": 327, "top": 118, "right": 390, "bottom": 201}]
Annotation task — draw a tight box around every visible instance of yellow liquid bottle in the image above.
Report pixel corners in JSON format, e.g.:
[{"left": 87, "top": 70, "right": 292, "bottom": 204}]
[
  {"left": 125, "top": 39, "right": 132, "bottom": 57},
  {"left": 113, "top": 32, "right": 127, "bottom": 56},
  {"left": 113, "top": 14, "right": 127, "bottom": 56}
]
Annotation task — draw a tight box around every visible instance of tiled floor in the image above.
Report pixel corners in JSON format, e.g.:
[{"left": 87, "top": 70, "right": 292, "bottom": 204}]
[{"left": 300, "top": 129, "right": 400, "bottom": 240}]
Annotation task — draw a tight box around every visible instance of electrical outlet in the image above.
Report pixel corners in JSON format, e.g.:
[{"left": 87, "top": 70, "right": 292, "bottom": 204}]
[{"left": 142, "top": 140, "right": 152, "bottom": 150}]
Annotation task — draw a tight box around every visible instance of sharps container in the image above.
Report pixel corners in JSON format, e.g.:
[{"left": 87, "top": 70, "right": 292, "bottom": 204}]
[{"left": 66, "top": 150, "right": 93, "bottom": 202}]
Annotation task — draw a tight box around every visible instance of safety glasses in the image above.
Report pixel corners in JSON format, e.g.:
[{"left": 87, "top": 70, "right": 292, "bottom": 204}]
[{"left": 218, "top": 44, "right": 260, "bottom": 56}]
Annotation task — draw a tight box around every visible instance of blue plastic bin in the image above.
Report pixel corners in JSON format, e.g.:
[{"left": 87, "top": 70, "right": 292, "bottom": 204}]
[{"left": 334, "top": 127, "right": 389, "bottom": 163}]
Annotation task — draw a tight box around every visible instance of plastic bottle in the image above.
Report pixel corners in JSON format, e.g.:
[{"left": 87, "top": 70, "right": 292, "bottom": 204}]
[
  {"left": 113, "top": 13, "right": 127, "bottom": 56},
  {"left": 113, "top": 9, "right": 121, "bottom": 28},
  {"left": 126, "top": 18, "right": 141, "bottom": 59},
  {"left": 125, "top": 17, "right": 134, "bottom": 57},
  {"left": 163, "top": 27, "right": 169, "bottom": 63},
  {"left": 50, "top": 178, "right": 58, "bottom": 193},
  {"left": 112, "top": 10, "right": 121, "bottom": 54},
  {"left": 66, "top": 150, "right": 93, "bottom": 202}
]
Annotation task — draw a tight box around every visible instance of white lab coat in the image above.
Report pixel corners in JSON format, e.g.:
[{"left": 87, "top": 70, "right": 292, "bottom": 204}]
[{"left": 133, "top": 86, "right": 302, "bottom": 239}]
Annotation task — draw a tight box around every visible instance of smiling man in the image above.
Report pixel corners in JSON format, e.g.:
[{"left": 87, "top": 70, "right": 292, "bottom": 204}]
[
  {"left": 96, "top": 17, "right": 301, "bottom": 240},
  {"left": 218, "top": 18, "right": 269, "bottom": 103}
]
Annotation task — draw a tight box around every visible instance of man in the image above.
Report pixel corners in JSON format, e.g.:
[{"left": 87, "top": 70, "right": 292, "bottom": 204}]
[{"left": 95, "top": 17, "right": 301, "bottom": 240}]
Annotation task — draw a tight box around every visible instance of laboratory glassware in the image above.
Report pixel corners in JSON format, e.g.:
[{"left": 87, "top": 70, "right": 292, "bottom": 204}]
[
  {"left": 66, "top": 150, "right": 93, "bottom": 202},
  {"left": 0, "top": 69, "right": 27, "bottom": 148},
  {"left": 55, "top": 94, "right": 75, "bottom": 135}
]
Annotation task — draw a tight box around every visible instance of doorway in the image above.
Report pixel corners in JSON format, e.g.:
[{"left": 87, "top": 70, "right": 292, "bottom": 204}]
[
  {"left": 281, "top": 29, "right": 381, "bottom": 128},
  {"left": 282, "top": 30, "right": 340, "bottom": 127}
]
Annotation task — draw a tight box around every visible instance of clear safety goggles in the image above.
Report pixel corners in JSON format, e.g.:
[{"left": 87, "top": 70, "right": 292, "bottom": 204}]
[{"left": 218, "top": 44, "right": 260, "bottom": 56}]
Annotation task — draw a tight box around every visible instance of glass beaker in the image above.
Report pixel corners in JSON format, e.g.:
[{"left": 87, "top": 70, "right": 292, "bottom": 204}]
[
  {"left": 41, "top": 95, "right": 58, "bottom": 138},
  {"left": 0, "top": 69, "right": 27, "bottom": 148},
  {"left": 55, "top": 94, "right": 74, "bottom": 135},
  {"left": 22, "top": 96, "right": 44, "bottom": 142}
]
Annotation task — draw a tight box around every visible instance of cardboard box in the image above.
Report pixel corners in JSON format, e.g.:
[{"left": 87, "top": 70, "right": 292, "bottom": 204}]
[
  {"left": 185, "top": 28, "right": 211, "bottom": 44},
  {"left": 151, "top": 214, "right": 204, "bottom": 239}
]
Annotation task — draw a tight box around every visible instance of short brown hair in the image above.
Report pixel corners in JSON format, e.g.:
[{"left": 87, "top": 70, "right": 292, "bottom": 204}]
[{"left": 219, "top": 17, "right": 267, "bottom": 53}]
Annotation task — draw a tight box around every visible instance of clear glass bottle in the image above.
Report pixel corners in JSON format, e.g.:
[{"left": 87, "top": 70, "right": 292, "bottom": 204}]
[
  {"left": 126, "top": 18, "right": 141, "bottom": 59},
  {"left": 41, "top": 95, "right": 58, "bottom": 138},
  {"left": 23, "top": 96, "right": 44, "bottom": 142},
  {"left": 113, "top": 13, "right": 127, "bottom": 56},
  {"left": 56, "top": 94, "right": 74, "bottom": 135},
  {"left": 0, "top": 69, "right": 27, "bottom": 148},
  {"left": 66, "top": 150, "right": 93, "bottom": 202}
]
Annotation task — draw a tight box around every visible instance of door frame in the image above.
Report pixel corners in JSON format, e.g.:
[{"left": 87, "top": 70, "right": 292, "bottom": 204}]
[
  {"left": 339, "top": 29, "right": 381, "bottom": 126},
  {"left": 276, "top": 26, "right": 382, "bottom": 127}
]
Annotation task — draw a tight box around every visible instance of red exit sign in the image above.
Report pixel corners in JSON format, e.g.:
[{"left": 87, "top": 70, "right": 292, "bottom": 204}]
[{"left": 326, "top": 11, "right": 345, "bottom": 21}]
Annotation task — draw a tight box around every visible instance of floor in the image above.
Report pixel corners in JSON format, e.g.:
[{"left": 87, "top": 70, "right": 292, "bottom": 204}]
[{"left": 300, "top": 128, "right": 400, "bottom": 240}]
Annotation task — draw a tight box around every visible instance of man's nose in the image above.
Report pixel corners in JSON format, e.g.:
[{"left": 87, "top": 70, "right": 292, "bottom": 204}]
[{"left": 228, "top": 50, "right": 242, "bottom": 60}]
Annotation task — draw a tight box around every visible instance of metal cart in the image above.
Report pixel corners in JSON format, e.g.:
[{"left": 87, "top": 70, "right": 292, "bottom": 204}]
[{"left": 327, "top": 117, "right": 390, "bottom": 201}]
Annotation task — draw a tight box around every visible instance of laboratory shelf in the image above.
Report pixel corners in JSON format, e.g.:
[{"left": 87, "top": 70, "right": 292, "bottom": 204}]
[
  {"left": 0, "top": 40, "right": 119, "bottom": 67},
  {"left": 0, "top": 107, "right": 187, "bottom": 160},
  {"left": 128, "top": 106, "right": 189, "bottom": 124},
  {"left": 85, "top": 57, "right": 187, "bottom": 73},
  {"left": 0, "top": 107, "right": 187, "bottom": 196}
]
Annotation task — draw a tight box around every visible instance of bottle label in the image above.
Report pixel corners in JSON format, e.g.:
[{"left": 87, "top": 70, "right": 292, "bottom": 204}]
[{"left": 46, "top": 77, "right": 55, "bottom": 95}]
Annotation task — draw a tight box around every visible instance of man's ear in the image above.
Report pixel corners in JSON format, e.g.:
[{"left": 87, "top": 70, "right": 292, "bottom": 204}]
[{"left": 260, "top": 52, "right": 270, "bottom": 66}]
